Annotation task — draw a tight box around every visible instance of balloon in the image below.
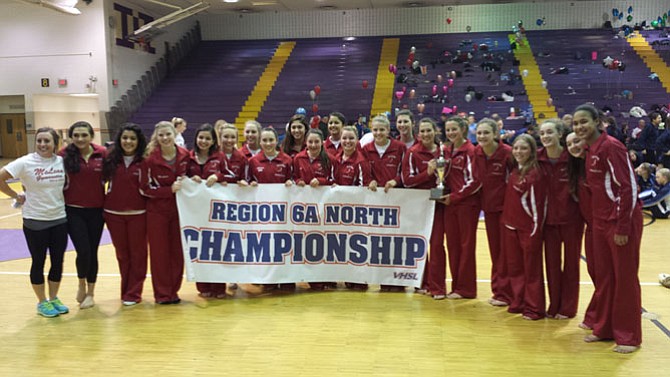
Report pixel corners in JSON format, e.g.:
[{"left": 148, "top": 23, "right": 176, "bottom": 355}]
[
  {"left": 314, "top": 85, "right": 321, "bottom": 96},
  {"left": 437, "top": 74, "right": 443, "bottom": 83},
  {"left": 591, "top": 51, "right": 597, "bottom": 61},
  {"left": 395, "top": 91, "right": 404, "bottom": 100},
  {"left": 448, "top": 78, "right": 454, "bottom": 87},
  {"left": 465, "top": 94, "right": 472, "bottom": 102},
  {"left": 442, "top": 85, "right": 448, "bottom": 94},
  {"left": 536, "top": 18, "right": 544, "bottom": 26},
  {"left": 295, "top": 107, "right": 306, "bottom": 115},
  {"left": 408, "top": 52, "right": 415, "bottom": 61},
  {"left": 402, "top": 86, "right": 407, "bottom": 93},
  {"left": 546, "top": 97, "right": 553, "bottom": 107},
  {"left": 362, "top": 80, "right": 369, "bottom": 89},
  {"left": 410, "top": 46, "right": 416, "bottom": 53},
  {"left": 432, "top": 85, "right": 437, "bottom": 96},
  {"left": 522, "top": 69, "right": 528, "bottom": 77},
  {"left": 409, "top": 89, "right": 416, "bottom": 99},
  {"left": 627, "top": 6, "right": 632, "bottom": 14},
  {"left": 466, "top": 25, "right": 472, "bottom": 32},
  {"left": 412, "top": 61, "right": 420, "bottom": 69},
  {"left": 388, "top": 64, "right": 394, "bottom": 73},
  {"left": 407, "top": 58, "right": 413, "bottom": 67},
  {"left": 627, "top": 15, "right": 633, "bottom": 22},
  {"left": 619, "top": 13, "right": 623, "bottom": 20},
  {"left": 446, "top": 18, "right": 452, "bottom": 24},
  {"left": 541, "top": 80, "right": 547, "bottom": 88},
  {"left": 452, "top": 106, "right": 458, "bottom": 113},
  {"left": 450, "top": 71, "right": 456, "bottom": 78},
  {"left": 309, "top": 90, "right": 316, "bottom": 100},
  {"left": 312, "top": 103, "right": 319, "bottom": 113},
  {"left": 612, "top": 8, "right": 619, "bottom": 18},
  {"left": 651, "top": 20, "right": 659, "bottom": 28},
  {"left": 417, "top": 103, "right": 425, "bottom": 113}
]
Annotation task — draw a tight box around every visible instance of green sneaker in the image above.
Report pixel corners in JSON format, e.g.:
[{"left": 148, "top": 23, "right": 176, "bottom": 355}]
[
  {"left": 49, "top": 297, "right": 69, "bottom": 314},
  {"left": 37, "top": 300, "right": 59, "bottom": 318}
]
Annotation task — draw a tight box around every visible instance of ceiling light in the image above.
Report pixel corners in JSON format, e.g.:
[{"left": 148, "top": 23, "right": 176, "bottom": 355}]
[{"left": 223, "top": 0, "right": 239, "bottom": 3}]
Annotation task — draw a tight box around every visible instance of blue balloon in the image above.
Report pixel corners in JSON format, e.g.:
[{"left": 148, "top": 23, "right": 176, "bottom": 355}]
[
  {"left": 627, "top": 6, "right": 633, "bottom": 14},
  {"left": 612, "top": 8, "right": 619, "bottom": 17},
  {"left": 295, "top": 107, "right": 307, "bottom": 115},
  {"left": 619, "top": 13, "right": 623, "bottom": 20},
  {"left": 536, "top": 18, "right": 544, "bottom": 26}
]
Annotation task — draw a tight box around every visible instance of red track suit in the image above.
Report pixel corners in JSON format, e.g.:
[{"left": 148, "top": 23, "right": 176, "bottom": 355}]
[
  {"left": 292, "top": 150, "right": 337, "bottom": 186},
  {"left": 324, "top": 137, "right": 342, "bottom": 156},
  {"left": 60, "top": 143, "right": 107, "bottom": 283},
  {"left": 401, "top": 143, "right": 444, "bottom": 294},
  {"left": 474, "top": 141, "right": 514, "bottom": 303},
  {"left": 334, "top": 149, "right": 372, "bottom": 187},
  {"left": 336, "top": 148, "right": 373, "bottom": 290},
  {"left": 248, "top": 152, "right": 293, "bottom": 183},
  {"left": 220, "top": 149, "right": 248, "bottom": 183},
  {"left": 141, "top": 146, "right": 189, "bottom": 303},
  {"left": 186, "top": 150, "right": 227, "bottom": 296},
  {"left": 538, "top": 148, "right": 584, "bottom": 318},
  {"left": 585, "top": 132, "right": 642, "bottom": 347},
  {"left": 442, "top": 141, "right": 482, "bottom": 298},
  {"left": 577, "top": 179, "right": 597, "bottom": 328},
  {"left": 104, "top": 156, "right": 147, "bottom": 303},
  {"left": 501, "top": 165, "right": 548, "bottom": 319},
  {"left": 239, "top": 144, "right": 260, "bottom": 160},
  {"left": 293, "top": 150, "right": 337, "bottom": 289},
  {"left": 362, "top": 139, "right": 406, "bottom": 187}
]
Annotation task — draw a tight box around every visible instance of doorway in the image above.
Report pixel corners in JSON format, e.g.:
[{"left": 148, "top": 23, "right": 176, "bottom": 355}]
[{"left": 0, "top": 114, "right": 27, "bottom": 158}]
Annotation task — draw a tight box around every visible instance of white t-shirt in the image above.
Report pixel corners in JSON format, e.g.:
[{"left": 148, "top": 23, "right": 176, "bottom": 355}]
[
  {"left": 175, "top": 133, "right": 185, "bottom": 147},
  {"left": 5, "top": 153, "right": 66, "bottom": 221}
]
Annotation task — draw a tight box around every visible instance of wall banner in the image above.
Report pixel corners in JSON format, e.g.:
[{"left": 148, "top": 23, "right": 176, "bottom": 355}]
[{"left": 177, "top": 180, "right": 434, "bottom": 288}]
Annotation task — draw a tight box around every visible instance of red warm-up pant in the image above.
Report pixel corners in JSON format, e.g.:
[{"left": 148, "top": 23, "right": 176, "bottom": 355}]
[
  {"left": 582, "top": 224, "right": 597, "bottom": 328},
  {"left": 590, "top": 213, "right": 643, "bottom": 347},
  {"left": 147, "top": 209, "right": 184, "bottom": 303},
  {"left": 444, "top": 204, "right": 479, "bottom": 298},
  {"left": 543, "top": 220, "right": 584, "bottom": 318},
  {"left": 104, "top": 212, "right": 148, "bottom": 303},
  {"left": 425, "top": 204, "right": 447, "bottom": 295},
  {"left": 503, "top": 226, "right": 546, "bottom": 320},
  {"left": 484, "top": 212, "right": 512, "bottom": 303}
]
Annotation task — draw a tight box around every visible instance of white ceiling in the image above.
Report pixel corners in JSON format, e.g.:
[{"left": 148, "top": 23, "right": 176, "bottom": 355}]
[{"left": 123, "top": 0, "right": 585, "bottom": 15}]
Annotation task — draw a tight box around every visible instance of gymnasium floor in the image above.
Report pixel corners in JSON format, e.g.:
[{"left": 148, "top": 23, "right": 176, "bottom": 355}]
[{"left": 0, "top": 174, "right": 668, "bottom": 376}]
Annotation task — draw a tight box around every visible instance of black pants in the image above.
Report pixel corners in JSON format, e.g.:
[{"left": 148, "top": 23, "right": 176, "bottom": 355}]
[
  {"left": 66, "top": 206, "right": 105, "bottom": 283},
  {"left": 23, "top": 223, "right": 68, "bottom": 285}
]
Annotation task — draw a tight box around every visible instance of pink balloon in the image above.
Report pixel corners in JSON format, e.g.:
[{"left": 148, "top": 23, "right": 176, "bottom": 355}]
[
  {"left": 392, "top": 66, "right": 398, "bottom": 74},
  {"left": 591, "top": 51, "right": 597, "bottom": 61},
  {"left": 432, "top": 85, "right": 437, "bottom": 96},
  {"left": 442, "top": 85, "right": 448, "bottom": 94},
  {"left": 395, "top": 91, "right": 404, "bottom": 100},
  {"left": 452, "top": 106, "right": 458, "bottom": 113},
  {"left": 389, "top": 64, "right": 394, "bottom": 73},
  {"left": 402, "top": 86, "right": 407, "bottom": 93},
  {"left": 448, "top": 79, "right": 454, "bottom": 88}
]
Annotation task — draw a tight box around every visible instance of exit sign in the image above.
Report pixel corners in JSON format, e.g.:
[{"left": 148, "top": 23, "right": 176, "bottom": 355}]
[{"left": 41, "top": 78, "right": 50, "bottom": 87}]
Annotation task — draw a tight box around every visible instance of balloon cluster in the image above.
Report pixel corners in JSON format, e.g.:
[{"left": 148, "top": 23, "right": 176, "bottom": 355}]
[
  {"left": 388, "top": 64, "right": 398, "bottom": 75},
  {"left": 536, "top": 17, "right": 546, "bottom": 26},
  {"left": 612, "top": 6, "right": 634, "bottom": 22}
]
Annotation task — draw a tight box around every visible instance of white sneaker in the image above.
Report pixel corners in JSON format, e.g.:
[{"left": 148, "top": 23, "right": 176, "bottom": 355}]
[
  {"left": 660, "top": 273, "right": 670, "bottom": 288},
  {"left": 122, "top": 301, "right": 138, "bottom": 306}
]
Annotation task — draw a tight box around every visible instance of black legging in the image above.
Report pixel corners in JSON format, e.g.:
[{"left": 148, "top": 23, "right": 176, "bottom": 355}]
[
  {"left": 23, "top": 223, "right": 68, "bottom": 285},
  {"left": 66, "top": 206, "right": 105, "bottom": 283}
]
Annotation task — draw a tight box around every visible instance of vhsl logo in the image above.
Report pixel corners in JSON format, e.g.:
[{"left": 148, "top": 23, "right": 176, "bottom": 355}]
[{"left": 393, "top": 272, "right": 418, "bottom": 280}]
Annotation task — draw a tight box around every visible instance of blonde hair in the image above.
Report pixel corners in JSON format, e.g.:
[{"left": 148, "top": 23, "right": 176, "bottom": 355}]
[
  {"left": 341, "top": 125, "right": 359, "bottom": 139},
  {"left": 145, "top": 121, "right": 176, "bottom": 157}
]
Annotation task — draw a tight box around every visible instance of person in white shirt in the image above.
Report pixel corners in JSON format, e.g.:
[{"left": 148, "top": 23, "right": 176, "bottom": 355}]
[
  {"left": 172, "top": 117, "right": 187, "bottom": 147},
  {"left": 0, "top": 127, "right": 69, "bottom": 318}
]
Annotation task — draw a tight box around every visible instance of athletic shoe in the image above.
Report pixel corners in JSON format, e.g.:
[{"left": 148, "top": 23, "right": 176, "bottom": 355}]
[
  {"left": 49, "top": 297, "right": 69, "bottom": 314},
  {"left": 37, "top": 301, "right": 59, "bottom": 318},
  {"left": 660, "top": 273, "right": 670, "bottom": 289},
  {"left": 122, "top": 301, "right": 139, "bottom": 306}
]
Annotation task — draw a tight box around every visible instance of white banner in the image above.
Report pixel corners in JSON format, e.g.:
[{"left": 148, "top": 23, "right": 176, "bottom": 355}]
[{"left": 176, "top": 179, "right": 435, "bottom": 288}]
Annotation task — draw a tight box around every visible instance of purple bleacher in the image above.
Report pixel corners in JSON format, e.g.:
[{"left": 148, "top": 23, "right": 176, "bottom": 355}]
[
  {"left": 129, "top": 29, "right": 669, "bottom": 144},
  {"left": 526, "top": 29, "right": 669, "bottom": 129},
  {"left": 129, "top": 40, "right": 280, "bottom": 143},
  {"left": 256, "top": 37, "right": 381, "bottom": 129}
]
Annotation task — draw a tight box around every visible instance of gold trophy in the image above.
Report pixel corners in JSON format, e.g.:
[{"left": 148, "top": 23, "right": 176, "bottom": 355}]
[{"left": 430, "top": 143, "right": 448, "bottom": 200}]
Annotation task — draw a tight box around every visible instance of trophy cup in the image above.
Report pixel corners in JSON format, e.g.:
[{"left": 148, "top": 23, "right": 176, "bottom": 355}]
[{"left": 430, "top": 144, "right": 447, "bottom": 200}]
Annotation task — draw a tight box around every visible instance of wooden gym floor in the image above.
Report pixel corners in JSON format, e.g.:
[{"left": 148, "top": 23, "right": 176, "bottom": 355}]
[{"left": 0, "top": 172, "right": 668, "bottom": 376}]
